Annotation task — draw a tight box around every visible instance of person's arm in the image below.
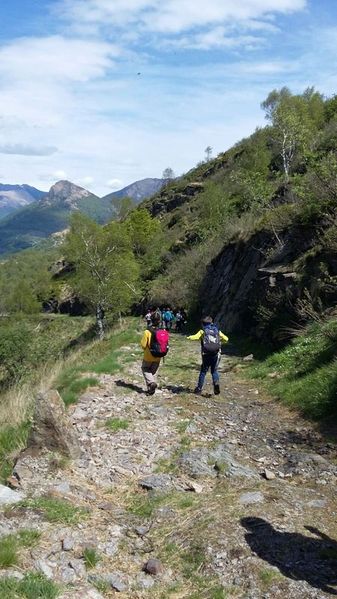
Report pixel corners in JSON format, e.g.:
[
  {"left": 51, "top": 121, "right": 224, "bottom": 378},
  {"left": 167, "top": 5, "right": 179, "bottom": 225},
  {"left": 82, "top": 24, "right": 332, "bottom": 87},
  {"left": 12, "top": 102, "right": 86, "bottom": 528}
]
[
  {"left": 141, "top": 330, "right": 150, "bottom": 349},
  {"left": 187, "top": 330, "right": 203, "bottom": 340},
  {"left": 219, "top": 332, "right": 229, "bottom": 343}
]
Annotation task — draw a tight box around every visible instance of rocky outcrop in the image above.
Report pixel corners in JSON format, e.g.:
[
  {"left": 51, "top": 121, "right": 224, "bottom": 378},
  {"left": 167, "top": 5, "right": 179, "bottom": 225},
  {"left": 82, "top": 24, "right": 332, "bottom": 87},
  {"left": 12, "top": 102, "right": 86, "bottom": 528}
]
[
  {"left": 28, "top": 390, "right": 81, "bottom": 458},
  {"left": 200, "top": 220, "right": 337, "bottom": 343},
  {"left": 144, "top": 181, "right": 205, "bottom": 217}
]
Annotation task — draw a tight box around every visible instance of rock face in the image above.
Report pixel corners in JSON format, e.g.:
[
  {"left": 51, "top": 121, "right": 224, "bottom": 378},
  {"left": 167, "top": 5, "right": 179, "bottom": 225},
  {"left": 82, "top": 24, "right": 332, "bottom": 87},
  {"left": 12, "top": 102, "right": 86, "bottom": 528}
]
[
  {"left": 46, "top": 180, "right": 92, "bottom": 208},
  {"left": 28, "top": 390, "right": 81, "bottom": 458},
  {"left": 200, "top": 220, "right": 337, "bottom": 342}
]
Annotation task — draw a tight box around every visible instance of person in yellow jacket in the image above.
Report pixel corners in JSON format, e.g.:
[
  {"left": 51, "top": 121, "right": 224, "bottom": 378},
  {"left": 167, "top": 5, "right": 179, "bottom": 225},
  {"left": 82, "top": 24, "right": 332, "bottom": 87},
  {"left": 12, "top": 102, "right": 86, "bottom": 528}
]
[
  {"left": 140, "top": 311, "right": 165, "bottom": 395},
  {"left": 187, "top": 316, "right": 228, "bottom": 395}
]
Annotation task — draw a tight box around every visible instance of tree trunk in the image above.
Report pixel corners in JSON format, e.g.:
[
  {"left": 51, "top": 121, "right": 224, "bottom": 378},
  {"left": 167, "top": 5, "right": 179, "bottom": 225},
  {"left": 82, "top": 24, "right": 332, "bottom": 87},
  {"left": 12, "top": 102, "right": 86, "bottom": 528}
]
[{"left": 96, "top": 304, "right": 105, "bottom": 340}]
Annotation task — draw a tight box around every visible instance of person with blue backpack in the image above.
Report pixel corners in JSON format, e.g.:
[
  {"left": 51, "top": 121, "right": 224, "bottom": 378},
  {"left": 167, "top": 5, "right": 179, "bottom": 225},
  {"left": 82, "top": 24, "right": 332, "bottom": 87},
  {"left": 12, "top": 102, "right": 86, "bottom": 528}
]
[
  {"left": 187, "top": 316, "right": 228, "bottom": 395},
  {"left": 163, "top": 307, "right": 174, "bottom": 331}
]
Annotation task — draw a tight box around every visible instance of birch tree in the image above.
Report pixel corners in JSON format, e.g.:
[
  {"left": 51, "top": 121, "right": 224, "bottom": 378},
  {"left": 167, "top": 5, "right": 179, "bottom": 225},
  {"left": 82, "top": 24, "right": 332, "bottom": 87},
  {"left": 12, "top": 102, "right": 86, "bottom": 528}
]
[
  {"left": 261, "top": 87, "right": 323, "bottom": 180},
  {"left": 64, "top": 213, "right": 139, "bottom": 338}
]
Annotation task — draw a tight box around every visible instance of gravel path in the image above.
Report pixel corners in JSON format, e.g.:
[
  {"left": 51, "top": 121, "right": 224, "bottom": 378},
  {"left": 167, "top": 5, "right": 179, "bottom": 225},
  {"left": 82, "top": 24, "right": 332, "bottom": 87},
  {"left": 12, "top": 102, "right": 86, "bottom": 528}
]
[{"left": 1, "top": 334, "right": 337, "bottom": 598}]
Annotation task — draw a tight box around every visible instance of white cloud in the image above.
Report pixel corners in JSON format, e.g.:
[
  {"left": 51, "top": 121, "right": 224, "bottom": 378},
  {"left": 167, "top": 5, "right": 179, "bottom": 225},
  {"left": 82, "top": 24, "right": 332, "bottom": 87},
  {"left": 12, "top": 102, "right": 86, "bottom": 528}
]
[
  {"left": 172, "top": 28, "right": 264, "bottom": 50},
  {"left": 39, "top": 170, "right": 68, "bottom": 184},
  {"left": 0, "top": 143, "right": 58, "bottom": 156},
  {"left": 58, "top": 0, "right": 307, "bottom": 35},
  {"left": 107, "top": 178, "right": 124, "bottom": 190},
  {"left": 79, "top": 176, "right": 95, "bottom": 186},
  {"left": 0, "top": 35, "right": 118, "bottom": 83}
]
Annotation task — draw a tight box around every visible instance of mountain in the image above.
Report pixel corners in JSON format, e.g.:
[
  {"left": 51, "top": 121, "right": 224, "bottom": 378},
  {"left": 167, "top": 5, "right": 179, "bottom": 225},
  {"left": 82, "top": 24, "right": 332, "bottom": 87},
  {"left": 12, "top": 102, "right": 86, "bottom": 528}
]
[
  {"left": 0, "top": 183, "right": 46, "bottom": 220},
  {"left": 102, "top": 178, "right": 169, "bottom": 204},
  {"left": 0, "top": 180, "right": 117, "bottom": 255}
]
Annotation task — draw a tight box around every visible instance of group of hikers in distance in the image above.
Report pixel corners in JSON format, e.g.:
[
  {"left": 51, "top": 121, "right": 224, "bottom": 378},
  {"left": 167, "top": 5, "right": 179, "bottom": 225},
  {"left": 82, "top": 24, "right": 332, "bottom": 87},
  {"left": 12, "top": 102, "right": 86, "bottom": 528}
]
[
  {"left": 140, "top": 309, "right": 229, "bottom": 396},
  {"left": 144, "top": 306, "right": 188, "bottom": 332}
]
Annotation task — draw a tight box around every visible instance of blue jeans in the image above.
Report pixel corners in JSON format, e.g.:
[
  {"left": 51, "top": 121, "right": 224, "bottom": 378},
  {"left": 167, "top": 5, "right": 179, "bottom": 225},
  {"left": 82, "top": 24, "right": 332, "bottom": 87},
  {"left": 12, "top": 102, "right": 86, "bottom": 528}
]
[{"left": 197, "top": 353, "right": 220, "bottom": 389}]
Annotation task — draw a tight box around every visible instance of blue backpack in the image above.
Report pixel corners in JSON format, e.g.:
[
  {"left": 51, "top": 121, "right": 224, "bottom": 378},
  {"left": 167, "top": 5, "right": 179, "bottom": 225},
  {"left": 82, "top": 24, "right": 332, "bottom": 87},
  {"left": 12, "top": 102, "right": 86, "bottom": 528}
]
[{"left": 202, "top": 324, "right": 221, "bottom": 354}]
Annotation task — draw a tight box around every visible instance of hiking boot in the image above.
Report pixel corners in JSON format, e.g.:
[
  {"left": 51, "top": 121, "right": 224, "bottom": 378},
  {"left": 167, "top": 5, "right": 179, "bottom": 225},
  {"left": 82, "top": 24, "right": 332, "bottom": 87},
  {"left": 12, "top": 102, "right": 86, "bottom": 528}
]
[
  {"left": 194, "top": 387, "right": 202, "bottom": 395},
  {"left": 148, "top": 382, "right": 157, "bottom": 395},
  {"left": 214, "top": 383, "right": 220, "bottom": 395}
]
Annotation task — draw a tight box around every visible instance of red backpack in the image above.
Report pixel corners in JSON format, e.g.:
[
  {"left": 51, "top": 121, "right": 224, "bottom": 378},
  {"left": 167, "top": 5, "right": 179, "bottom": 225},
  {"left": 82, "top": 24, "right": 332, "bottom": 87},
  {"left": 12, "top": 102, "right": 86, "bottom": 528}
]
[{"left": 149, "top": 328, "right": 169, "bottom": 358}]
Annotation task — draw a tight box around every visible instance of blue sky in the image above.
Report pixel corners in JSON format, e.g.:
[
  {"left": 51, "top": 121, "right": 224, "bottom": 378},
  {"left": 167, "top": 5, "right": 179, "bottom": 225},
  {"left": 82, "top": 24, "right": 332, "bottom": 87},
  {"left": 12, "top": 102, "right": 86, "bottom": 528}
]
[{"left": 0, "top": 0, "right": 336, "bottom": 195}]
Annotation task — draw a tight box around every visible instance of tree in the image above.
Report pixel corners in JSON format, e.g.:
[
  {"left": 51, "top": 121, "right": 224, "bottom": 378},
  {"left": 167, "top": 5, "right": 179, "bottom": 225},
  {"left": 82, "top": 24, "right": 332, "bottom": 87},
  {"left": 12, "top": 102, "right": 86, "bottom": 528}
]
[
  {"left": 162, "top": 167, "right": 175, "bottom": 180},
  {"left": 64, "top": 213, "right": 139, "bottom": 338},
  {"left": 205, "top": 146, "right": 213, "bottom": 162},
  {"left": 261, "top": 87, "right": 324, "bottom": 180},
  {"left": 124, "top": 208, "right": 163, "bottom": 277}
]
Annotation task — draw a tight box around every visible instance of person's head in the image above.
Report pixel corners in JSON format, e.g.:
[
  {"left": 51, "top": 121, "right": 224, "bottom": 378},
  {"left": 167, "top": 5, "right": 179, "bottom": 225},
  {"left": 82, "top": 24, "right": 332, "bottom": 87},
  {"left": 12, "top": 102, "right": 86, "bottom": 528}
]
[
  {"left": 241, "top": 517, "right": 271, "bottom": 533},
  {"left": 152, "top": 312, "right": 161, "bottom": 327},
  {"left": 201, "top": 315, "right": 213, "bottom": 326}
]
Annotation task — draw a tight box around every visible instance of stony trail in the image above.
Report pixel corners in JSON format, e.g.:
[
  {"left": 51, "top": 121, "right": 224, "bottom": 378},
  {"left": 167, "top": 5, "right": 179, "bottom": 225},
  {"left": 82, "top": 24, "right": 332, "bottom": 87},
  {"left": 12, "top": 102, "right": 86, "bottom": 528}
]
[{"left": 1, "top": 333, "right": 337, "bottom": 598}]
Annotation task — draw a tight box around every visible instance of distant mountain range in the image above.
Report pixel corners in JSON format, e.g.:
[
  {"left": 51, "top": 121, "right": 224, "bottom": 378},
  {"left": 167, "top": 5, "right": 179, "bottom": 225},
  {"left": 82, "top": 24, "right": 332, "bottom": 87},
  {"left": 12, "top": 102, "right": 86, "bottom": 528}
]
[
  {"left": 104, "top": 178, "right": 169, "bottom": 203},
  {"left": 0, "top": 177, "right": 169, "bottom": 255},
  {"left": 0, "top": 183, "right": 46, "bottom": 220}
]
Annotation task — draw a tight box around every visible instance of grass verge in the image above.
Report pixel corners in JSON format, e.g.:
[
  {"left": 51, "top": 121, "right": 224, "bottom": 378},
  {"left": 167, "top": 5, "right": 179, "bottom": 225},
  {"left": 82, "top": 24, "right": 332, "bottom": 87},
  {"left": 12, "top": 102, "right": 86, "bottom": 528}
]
[
  {"left": 0, "top": 572, "right": 60, "bottom": 598},
  {"left": 16, "top": 497, "right": 87, "bottom": 524},
  {"left": 56, "top": 319, "right": 139, "bottom": 405},
  {"left": 244, "top": 317, "right": 337, "bottom": 420}
]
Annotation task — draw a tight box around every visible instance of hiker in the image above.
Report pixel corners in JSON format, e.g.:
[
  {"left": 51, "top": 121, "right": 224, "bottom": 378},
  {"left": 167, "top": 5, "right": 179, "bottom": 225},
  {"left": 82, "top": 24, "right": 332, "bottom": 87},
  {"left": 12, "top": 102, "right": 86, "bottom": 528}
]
[
  {"left": 163, "top": 307, "right": 174, "bottom": 331},
  {"left": 187, "top": 316, "right": 228, "bottom": 395},
  {"left": 175, "top": 309, "right": 183, "bottom": 333},
  {"left": 140, "top": 311, "right": 169, "bottom": 395},
  {"left": 181, "top": 308, "right": 188, "bottom": 330},
  {"left": 144, "top": 308, "right": 152, "bottom": 329}
]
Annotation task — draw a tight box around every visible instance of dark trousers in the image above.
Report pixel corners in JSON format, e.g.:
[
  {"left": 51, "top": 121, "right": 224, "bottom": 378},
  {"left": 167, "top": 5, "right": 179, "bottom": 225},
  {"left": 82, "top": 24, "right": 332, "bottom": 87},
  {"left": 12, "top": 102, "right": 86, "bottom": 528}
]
[{"left": 197, "top": 353, "right": 220, "bottom": 389}]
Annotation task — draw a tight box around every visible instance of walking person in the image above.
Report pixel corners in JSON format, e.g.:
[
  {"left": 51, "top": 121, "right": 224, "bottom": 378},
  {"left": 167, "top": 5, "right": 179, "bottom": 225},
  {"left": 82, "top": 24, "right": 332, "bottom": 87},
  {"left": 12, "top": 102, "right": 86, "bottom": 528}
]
[
  {"left": 144, "top": 308, "right": 152, "bottom": 329},
  {"left": 163, "top": 307, "right": 174, "bottom": 330},
  {"left": 187, "top": 316, "right": 228, "bottom": 395},
  {"left": 140, "top": 311, "right": 169, "bottom": 395},
  {"left": 175, "top": 309, "right": 183, "bottom": 333}
]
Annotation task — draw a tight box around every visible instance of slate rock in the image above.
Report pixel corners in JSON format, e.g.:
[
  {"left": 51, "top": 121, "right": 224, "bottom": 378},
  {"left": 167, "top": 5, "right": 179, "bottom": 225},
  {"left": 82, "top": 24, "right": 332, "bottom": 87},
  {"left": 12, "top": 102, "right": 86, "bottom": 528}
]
[
  {"left": 263, "top": 469, "right": 276, "bottom": 480},
  {"left": 135, "top": 526, "right": 150, "bottom": 537},
  {"left": 0, "top": 484, "right": 25, "bottom": 506},
  {"left": 143, "top": 558, "right": 164, "bottom": 576},
  {"left": 139, "top": 474, "right": 172, "bottom": 491},
  {"left": 105, "top": 573, "right": 128, "bottom": 592},
  {"left": 307, "top": 499, "right": 327, "bottom": 508},
  {"left": 239, "top": 492, "right": 264, "bottom": 505},
  {"left": 62, "top": 537, "right": 74, "bottom": 551},
  {"left": 179, "top": 445, "right": 257, "bottom": 480},
  {"left": 136, "top": 572, "right": 155, "bottom": 589},
  {"left": 34, "top": 559, "right": 53, "bottom": 579},
  {"left": 28, "top": 389, "right": 81, "bottom": 458}
]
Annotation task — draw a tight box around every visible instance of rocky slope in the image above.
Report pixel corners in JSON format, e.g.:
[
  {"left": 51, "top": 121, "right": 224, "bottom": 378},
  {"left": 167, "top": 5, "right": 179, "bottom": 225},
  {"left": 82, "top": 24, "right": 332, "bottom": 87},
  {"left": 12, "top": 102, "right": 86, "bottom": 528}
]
[
  {"left": 1, "top": 333, "right": 336, "bottom": 598},
  {"left": 200, "top": 218, "right": 337, "bottom": 343},
  {"left": 0, "top": 183, "right": 46, "bottom": 220}
]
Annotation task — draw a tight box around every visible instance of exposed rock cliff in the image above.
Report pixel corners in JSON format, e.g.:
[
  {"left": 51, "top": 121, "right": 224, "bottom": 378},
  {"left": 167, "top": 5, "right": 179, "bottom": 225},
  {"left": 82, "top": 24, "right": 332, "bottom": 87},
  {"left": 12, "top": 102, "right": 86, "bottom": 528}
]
[{"left": 200, "top": 219, "right": 337, "bottom": 343}]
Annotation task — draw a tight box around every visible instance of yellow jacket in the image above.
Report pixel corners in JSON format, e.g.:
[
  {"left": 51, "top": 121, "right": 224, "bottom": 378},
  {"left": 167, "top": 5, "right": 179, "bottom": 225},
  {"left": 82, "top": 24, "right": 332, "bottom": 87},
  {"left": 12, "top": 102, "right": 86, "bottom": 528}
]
[
  {"left": 141, "top": 329, "right": 161, "bottom": 363},
  {"left": 187, "top": 329, "right": 229, "bottom": 343}
]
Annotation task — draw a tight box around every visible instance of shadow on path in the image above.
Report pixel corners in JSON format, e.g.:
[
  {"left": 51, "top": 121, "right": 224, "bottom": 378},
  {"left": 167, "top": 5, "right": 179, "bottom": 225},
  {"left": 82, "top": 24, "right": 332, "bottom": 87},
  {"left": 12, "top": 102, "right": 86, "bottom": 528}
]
[
  {"left": 164, "top": 384, "right": 192, "bottom": 394},
  {"left": 241, "top": 517, "right": 337, "bottom": 596},
  {"left": 115, "top": 380, "right": 144, "bottom": 394}
]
